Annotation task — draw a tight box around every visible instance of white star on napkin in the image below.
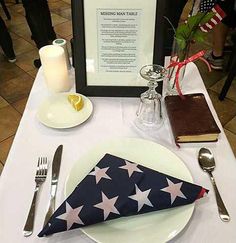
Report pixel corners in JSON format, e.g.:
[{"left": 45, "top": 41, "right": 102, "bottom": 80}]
[
  {"left": 56, "top": 202, "right": 84, "bottom": 230},
  {"left": 129, "top": 184, "right": 153, "bottom": 211},
  {"left": 89, "top": 166, "right": 112, "bottom": 184},
  {"left": 94, "top": 192, "right": 120, "bottom": 220},
  {"left": 119, "top": 160, "right": 143, "bottom": 177},
  {"left": 161, "top": 178, "right": 187, "bottom": 204}
]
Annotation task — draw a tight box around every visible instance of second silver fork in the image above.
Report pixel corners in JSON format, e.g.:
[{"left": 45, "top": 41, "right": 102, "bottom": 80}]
[{"left": 23, "top": 157, "right": 48, "bottom": 237}]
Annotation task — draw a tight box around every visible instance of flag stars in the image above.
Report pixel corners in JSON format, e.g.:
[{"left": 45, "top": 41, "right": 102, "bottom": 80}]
[
  {"left": 161, "top": 178, "right": 187, "bottom": 204},
  {"left": 129, "top": 184, "right": 153, "bottom": 211},
  {"left": 89, "top": 166, "right": 111, "bottom": 184},
  {"left": 94, "top": 192, "right": 120, "bottom": 220},
  {"left": 119, "top": 160, "right": 143, "bottom": 177},
  {"left": 56, "top": 202, "right": 84, "bottom": 230}
]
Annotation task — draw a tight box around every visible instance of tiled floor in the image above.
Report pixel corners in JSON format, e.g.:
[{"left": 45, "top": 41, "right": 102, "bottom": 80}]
[{"left": 0, "top": 0, "right": 235, "bottom": 175}]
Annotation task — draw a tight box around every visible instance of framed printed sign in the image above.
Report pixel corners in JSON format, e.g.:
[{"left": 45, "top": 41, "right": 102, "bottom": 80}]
[{"left": 72, "top": 0, "right": 166, "bottom": 97}]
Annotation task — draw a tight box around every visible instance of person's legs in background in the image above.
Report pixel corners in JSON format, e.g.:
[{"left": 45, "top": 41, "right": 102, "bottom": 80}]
[
  {"left": 41, "top": 0, "right": 56, "bottom": 41},
  {"left": 205, "top": 0, "right": 236, "bottom": 70},
  {"left": 212, "top": 23, "right": 229, "bottom": 57},
  {"left": 22, "top": 0, "right": 56, "bottom": 67},
  {"left": 205, "top": 22, "right": 230, "bottom": 70},
  {"left": 0, "top": 15, "right": 16, "bottom": 63}
]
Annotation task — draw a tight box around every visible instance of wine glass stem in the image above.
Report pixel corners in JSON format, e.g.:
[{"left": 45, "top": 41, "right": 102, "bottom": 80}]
[{"left": 147, "top": 81, "right": 158, "bottom": 97}]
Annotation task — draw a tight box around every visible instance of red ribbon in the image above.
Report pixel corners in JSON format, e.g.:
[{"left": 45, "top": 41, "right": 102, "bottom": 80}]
[{"left": 167, "top": 50, "right": 211, "bottom": 97}]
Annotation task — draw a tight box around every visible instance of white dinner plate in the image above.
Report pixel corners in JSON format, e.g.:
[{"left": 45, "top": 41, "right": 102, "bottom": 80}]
[
  {"left": 65, "top": 138, "right": 194, "bottom": 243},
  {"left": 37, "top": 93, "right": 93, "bottom": 129}
]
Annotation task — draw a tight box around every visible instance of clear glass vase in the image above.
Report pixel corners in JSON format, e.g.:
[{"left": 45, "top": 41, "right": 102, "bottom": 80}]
[{"left": 166, "top": 37, "right": 189, "bottom": 95}]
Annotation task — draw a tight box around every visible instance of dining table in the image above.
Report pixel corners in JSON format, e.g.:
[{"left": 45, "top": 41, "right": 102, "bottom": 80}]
[{"left": 0, "top": 61, "right": 236, "bottom": 243}]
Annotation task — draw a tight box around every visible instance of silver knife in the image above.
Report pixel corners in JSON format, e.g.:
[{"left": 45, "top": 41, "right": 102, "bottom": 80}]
[{"left": 44, "top": 145, "right": 63, "bottom": 226}]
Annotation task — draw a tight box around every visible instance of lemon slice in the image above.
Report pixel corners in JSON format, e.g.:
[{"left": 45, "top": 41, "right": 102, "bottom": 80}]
[{"left": 68, "top": 94, "right": 84, "bottom": 111}]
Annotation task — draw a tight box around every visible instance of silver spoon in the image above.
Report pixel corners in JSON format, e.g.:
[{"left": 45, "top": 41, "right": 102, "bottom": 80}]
[{"left": 198, "top": 148, "right": 230, "bottom": 222}]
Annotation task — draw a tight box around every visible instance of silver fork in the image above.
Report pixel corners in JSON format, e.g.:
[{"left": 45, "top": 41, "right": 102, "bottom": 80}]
[{"left": 23, "top": 157, "right": 48, "bottom": 237}]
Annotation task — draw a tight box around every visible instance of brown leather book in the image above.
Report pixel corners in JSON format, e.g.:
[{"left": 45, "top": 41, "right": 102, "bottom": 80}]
[{"left": 164, "top": 93, "right": 221, "bottom": 143}]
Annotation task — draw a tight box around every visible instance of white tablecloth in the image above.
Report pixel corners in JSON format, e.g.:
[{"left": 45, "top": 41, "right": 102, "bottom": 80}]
[{"left": 0, "top": 63, "right": 236, "bottom": 243}]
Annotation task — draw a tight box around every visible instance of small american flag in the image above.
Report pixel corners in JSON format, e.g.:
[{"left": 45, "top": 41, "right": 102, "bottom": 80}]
[
  {"left": 38, "top": 154, "right": 208, "bottom": 237},
  {"left": 200, "top": 0, "right": 216, "bottom": 12},
  {"left": 200, "top": 4, "right": 226, "bottom": 32}
]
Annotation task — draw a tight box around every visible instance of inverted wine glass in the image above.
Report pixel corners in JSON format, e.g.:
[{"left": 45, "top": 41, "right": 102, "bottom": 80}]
[{"left": 135, "top": 64, "right": 166, "bottom": 131}]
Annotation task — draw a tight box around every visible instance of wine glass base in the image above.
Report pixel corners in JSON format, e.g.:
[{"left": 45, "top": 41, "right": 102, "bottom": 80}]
[{"left": 134, "top": 118, "right": 164, "bottom": 132}]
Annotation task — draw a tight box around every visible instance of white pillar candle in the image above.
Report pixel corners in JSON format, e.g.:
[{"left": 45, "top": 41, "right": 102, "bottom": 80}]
[
  {"left": 52, "top": 38, "right": 71, "bottom": 70},
  {"left": 39, "top": 45, "right": 73, "bottom": 92}
]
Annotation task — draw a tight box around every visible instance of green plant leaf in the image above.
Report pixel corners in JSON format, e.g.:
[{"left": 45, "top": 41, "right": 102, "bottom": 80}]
[
  {"left": 176, "top": 12, "right": 208, "bottom": 41},
  {"left": 176, "top": 36, "right": 186, "bottom": 50},
  {"left": 186, "top": 13, "right": 205, "bottom": 30},
  {"left": 175, "top": 11, "right": 216, "bottom": 45},
  {"left": 192, "top": 29, "right": 207, "bottom": 43},
  {"left": 176, "top": 24, "right": 189, "bottom": 39},
  {"left": 199, "top": 12, "right": 215, "bottom": 25},
  {"left": 172, "top": 11, "right": 216, "bottom": 60}
]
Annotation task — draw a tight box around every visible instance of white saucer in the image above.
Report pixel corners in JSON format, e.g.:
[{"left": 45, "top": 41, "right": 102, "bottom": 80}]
[{"left": 37, "top": 93, "right": 93, "bottom": 129}]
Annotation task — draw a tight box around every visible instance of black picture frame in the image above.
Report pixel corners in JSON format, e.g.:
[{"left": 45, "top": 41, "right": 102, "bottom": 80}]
[{"left": 72, "top": 0, "right": 166, "bottom": 97}]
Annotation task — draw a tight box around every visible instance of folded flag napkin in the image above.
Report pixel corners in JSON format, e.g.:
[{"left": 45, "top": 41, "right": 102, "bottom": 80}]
[{"left": 38, "top": 154, "right": 208, "bottom": 237}]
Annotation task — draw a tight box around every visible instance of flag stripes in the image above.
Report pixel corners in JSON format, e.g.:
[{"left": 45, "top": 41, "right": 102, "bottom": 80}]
[{"left": 200, "top": 4, "right": 226, "bottom": 32}]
